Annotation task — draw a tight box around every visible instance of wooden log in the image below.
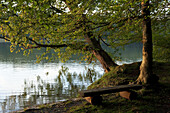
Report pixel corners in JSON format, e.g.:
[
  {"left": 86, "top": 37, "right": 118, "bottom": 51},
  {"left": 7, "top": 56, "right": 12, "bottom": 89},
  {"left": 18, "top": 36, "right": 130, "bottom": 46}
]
[
  {"left": 85, "top": 95, "right": 102, "bottom": 105},
  {"left": 79, "top": 84, "right": 142, "bottom": 97}
]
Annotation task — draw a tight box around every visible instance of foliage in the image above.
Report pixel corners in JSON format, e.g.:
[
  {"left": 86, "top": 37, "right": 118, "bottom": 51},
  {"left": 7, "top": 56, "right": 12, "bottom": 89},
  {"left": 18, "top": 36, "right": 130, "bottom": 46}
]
[
  {"left": 0, "top": 0, "right": 169, "bottom": 63},
  {"left": 152, "top": 19, "right": 170, "bottom": 62}
]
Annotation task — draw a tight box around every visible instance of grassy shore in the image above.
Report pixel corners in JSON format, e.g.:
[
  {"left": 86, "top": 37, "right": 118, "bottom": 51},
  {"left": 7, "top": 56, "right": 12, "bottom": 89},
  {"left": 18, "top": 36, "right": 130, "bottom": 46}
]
[{"left": 17, "top": 61, "right": 170, "bottom": 113}]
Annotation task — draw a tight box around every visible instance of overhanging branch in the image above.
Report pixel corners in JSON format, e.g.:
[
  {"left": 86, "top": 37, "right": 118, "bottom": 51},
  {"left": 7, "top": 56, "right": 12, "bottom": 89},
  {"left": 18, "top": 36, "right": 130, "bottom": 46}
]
[
  {"left": 25, "top": 38, "right": 92, "bottom": 51},
  {"left": 98, "top": 35, "right": 111, "bottom": 46},
  {"left": 0, "top": 35, "right": 10, "bottom": 41},
  {"left": 27, "top": 38, "right": 67, "bottom": 48},
  {"left": 27, "top": 37, "right": 69, "bottom": 49}
]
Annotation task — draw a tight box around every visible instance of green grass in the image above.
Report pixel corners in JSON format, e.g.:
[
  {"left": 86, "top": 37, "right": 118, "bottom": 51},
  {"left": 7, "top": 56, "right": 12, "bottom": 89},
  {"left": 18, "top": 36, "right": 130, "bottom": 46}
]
[
  {"left": 70, "top": 83, "right": 170, "bottom": 113},
  {"left": 87, "top": 62, "right": 141, "bottom": 89},
  {"left": 70, "top": 61, "right": 170, "bottom": 113}
]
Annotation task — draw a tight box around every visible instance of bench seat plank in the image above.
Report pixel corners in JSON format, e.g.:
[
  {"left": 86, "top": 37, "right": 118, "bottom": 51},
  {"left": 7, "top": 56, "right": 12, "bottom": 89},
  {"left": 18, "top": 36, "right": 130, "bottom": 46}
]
[{"left": 79, "top": 84, "right": 142, "bottom": 97}]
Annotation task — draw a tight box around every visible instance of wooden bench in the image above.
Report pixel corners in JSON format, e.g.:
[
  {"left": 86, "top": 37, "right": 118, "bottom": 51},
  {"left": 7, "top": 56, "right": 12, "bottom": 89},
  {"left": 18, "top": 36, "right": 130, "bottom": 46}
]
[{"left": 79, "top": 84, "right": 143, "bottom": 105}]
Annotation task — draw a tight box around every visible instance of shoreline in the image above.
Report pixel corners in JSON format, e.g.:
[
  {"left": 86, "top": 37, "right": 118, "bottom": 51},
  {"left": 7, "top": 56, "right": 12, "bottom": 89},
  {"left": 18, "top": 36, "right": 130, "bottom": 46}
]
[{"left": 14, "top": 98, "right": 86, "bottom": 113}]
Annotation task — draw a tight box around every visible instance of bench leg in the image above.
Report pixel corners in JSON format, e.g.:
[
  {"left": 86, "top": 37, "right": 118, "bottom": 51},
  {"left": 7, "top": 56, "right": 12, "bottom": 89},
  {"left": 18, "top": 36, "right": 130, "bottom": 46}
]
[
  {"left": 85, "top": 95, "right": 102, "bottom": 105},
  {"left": 119, "top": 90, "right": 137, "bottom": 100}
]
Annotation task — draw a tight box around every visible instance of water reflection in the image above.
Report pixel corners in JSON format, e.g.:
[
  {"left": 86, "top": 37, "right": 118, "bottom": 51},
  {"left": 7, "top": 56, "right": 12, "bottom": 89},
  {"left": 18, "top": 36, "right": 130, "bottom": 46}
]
[
  {"left": 0, "top": 42, "right": 142, "bottom": 64},
  {"left": 0, "top": 66, "right": 102, "bottom": 112}
]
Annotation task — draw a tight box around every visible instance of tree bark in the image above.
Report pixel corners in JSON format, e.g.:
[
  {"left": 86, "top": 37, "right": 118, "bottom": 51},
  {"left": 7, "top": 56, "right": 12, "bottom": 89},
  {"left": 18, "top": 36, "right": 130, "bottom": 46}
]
[
  {"left": 137, "top": 0, "right": 158, "bottom": 84},
  {"left": 92, "top": 48, "right": 117, "bottom": 72}
]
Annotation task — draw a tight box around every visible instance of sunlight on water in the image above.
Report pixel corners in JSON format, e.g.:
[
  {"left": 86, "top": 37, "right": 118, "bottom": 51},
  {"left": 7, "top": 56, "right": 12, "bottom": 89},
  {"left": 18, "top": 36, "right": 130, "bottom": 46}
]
[{"left": 0, "top": 61, "right": 104, "bottom": 112}]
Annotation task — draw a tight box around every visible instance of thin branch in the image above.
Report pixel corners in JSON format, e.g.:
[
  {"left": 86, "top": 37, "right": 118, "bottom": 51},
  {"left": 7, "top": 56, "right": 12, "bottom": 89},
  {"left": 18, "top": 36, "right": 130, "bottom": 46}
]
[
  {"left": 98, "top": 35, "right": 111, "bottom": 46},
  {"left": 0, "top": 21, "right": 13, "bottom": 30},
  {"left": 26, "top": 37, "right": 91, "bottom": 51},
  {"left": 50, "top": 6, "right": 65, "bottom": 14},
  {"left": 0, "top": 35, "right": 68, "bottom": 49},
  {"left": 27, "top": 38, "right": 68, "bottom": 49},
  {"left": 91, "top": 15, "right": 142, "bottom": 30},
  {"left": 128, "top": 8, "right": 135, "bottom": 16},
  {"left": 0, "top": 35, "right": 10, "bottom": 41}
]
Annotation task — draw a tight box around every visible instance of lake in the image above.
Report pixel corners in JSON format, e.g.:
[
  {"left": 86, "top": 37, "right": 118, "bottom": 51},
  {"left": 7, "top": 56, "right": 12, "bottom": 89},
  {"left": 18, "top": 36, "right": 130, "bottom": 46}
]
[{"left": 0, "top": 42, "right": 142, "bottom": 113}]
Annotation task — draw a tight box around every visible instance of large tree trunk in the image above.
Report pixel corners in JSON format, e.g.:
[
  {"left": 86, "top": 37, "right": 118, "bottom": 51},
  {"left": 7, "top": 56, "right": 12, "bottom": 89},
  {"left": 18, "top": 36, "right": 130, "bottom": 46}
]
[{"left": 137, "top": 0, "right": 158, "bottom": 84}]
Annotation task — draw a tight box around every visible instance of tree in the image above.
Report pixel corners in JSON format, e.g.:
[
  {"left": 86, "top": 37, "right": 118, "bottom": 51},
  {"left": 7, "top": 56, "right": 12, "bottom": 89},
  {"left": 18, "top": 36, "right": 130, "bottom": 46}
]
[
  {"left": 0, "top": 0, "right": 169, "bottom": 84},
  {"left": 136, "top": 0, "right": 154, "bottom": 84},
  {"left": 0, "top": 0, "right": 120, "bottom": 72},
  {"left": 137, "top": 0, "right": 169, "bottom": 84}
]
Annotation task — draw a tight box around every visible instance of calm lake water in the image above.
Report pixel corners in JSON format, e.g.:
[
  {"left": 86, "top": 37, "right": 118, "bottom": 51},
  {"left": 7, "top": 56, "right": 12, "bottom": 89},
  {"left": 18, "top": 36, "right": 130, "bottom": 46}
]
[{"left": 0, "top": 42, "right": 142, "bottom": 113}]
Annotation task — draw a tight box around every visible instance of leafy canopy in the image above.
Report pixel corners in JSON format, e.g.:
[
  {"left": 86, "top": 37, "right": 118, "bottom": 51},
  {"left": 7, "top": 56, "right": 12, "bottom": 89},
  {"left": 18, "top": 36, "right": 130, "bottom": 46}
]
[{"left": 0, "top": 0, "right": 169, "bottom": 62}]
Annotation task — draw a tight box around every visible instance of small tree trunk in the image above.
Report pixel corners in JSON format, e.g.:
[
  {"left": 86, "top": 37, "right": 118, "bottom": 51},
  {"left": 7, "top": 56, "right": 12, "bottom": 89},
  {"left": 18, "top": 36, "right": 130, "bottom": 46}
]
[
  {"left": 137, "top": 0, "right": 158, "bottom": 84},
  {"left": 84, "top": 32, "right": 117, "bottom": 72},
  {"left": 82, "top": 15, "right": 117, "bottom": 72}
]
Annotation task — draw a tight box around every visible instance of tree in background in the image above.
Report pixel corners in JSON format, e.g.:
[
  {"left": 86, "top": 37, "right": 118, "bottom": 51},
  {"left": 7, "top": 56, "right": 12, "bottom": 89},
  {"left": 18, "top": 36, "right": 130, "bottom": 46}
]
[{"left": 0, "top": 0, "right": 169, "bottom": 84}]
